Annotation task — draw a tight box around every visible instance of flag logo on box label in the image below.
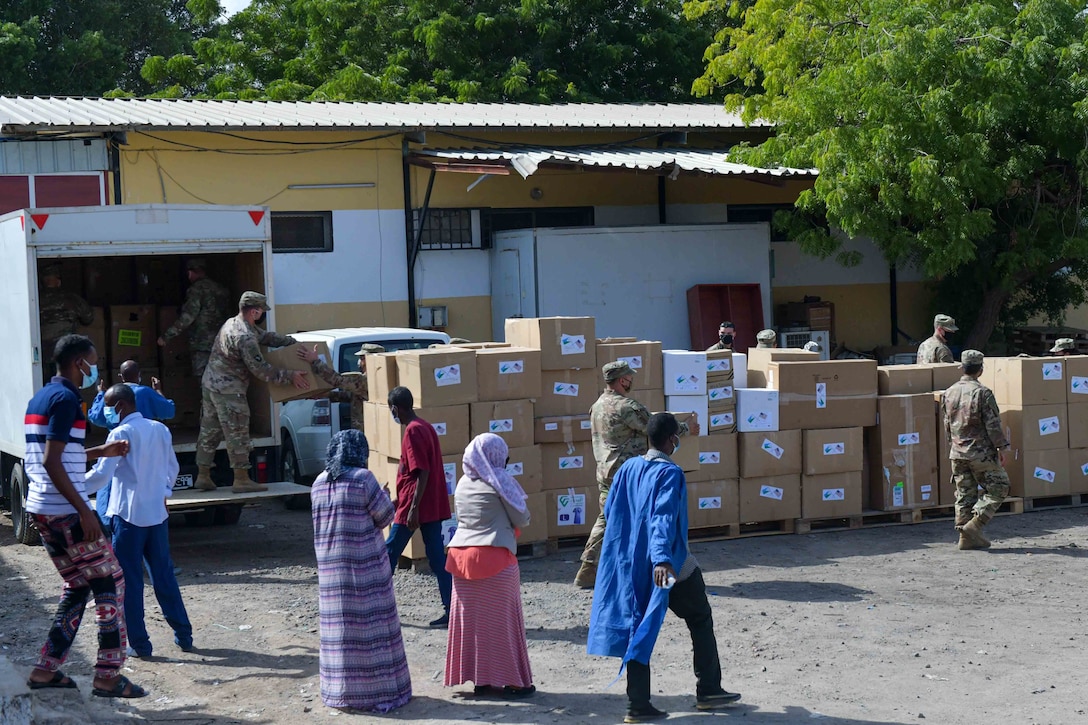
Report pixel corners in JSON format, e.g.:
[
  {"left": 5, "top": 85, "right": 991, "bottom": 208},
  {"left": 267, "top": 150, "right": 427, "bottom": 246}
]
[
  {"left": 823, "top": 443, "right": 845, "bottom": 455},
  {"left": 1034, "top": 467, "right": 1056, "bottom": 483},
  {"left": 433, "top": 422, "right": 448, "bottom": 436},
  {"left": 698, "top": 496, "right": 722, "bottom": 509},
  {"left": 1039, "top": 416, "right": 1061, "bottom": 435},
  {"left": 559, "top": 456, "right": 583, "bottom": 469},
  {"left": 706, "top": 359, "right": 731, "bottom": 372},
  {"left": 506, "top": 462, "right": 524, "bottom": 476},
  {"left": 699, "top": 452, "right": 721, "bottom": 465},
  {"left": 674, "top": 374, "right": 701, "bottom": 392},
  {"left": 898, "top": 433, "right": 920, "bottom": 445},
  {"left": 1081, "top": 462, "right": 1088, "bottom": 477},
  {"left": 434, "top": 364, "right": 462, "bottom": 387},
  {"left": 441, "top": 516, "right": 458, "bottom": 546},
  {"left": 759, "top": 485, "right": 784, "bottom": 501},
  {"left": 762, "top": 439, "right": 785, "bottom": 459},
  {"left": 580, "top": 419, "right": 592, "bottom": 430},
  {"left": 553, "top": 382, "right": 580, "bottom": 397},
  {"left": 489, "top": 419, "right": 514, "bottom": 433},
  {"left": 815, "top": 382, "right": 827, "bottom": 409},
  {"left": 443, "top": 463, "right": 457, "bottom": 494},
  {"left": 499, "top": 360, "right": 524, "bottom": 374},
  {"left": 709, "top": 385, "right": 734, "bottom": 400},
  {"left": 560, "top": 334, "right": 586, "bottom": 355},
  {"left": 821, "top": 488, "right": 845, "bottom": 501},
  {"left": 619, "top": 355, "right": 643, "bottom": 369},
  {"left": 1072, "top": 376, "right": 1088, "bottom": 394},
  {"left": 557, "top": 494, "right": 586, "bottom": 525},
  {"left": 892, "top": 481, "right": 904, "bottom": 507},
  {"left": 1042, "top": 362, "right": 1063, "bottom": 380},
  {"left": 712, "top": 412, "right": 735, "bottom": 427}
]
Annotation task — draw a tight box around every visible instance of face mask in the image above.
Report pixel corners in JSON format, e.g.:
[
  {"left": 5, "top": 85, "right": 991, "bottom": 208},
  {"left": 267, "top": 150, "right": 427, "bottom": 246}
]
[
  {"left": 104, "top": 406, "right": 120, "bottom": 426},
  {"left": 79, "top": 361, "right": 99, "bottom": 390},
  {"left": 390, "top": 408, "right": 401, "bottom": 425},
  {"left": 720, "top": 333, "right": 734, "bottom": 345},
  {"left": 672, "top": 435, "right": 681, "bottom": 454}
]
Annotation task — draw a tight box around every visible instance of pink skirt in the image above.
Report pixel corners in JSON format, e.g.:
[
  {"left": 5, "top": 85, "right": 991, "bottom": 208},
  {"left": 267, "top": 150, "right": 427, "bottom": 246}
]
[{"left": 444, "top": 563, "right": 533, "bottom": 688}]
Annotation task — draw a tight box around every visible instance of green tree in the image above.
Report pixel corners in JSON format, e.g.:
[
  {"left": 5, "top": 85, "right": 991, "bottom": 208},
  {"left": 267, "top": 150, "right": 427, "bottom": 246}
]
[
  {"left": 143, "top": 0, "right": 721, "bottom": 102},
  {"left": 0, "top": 0, "right": 210, "bottom": 96},
  {"left": 690, "top": 0, "right": 1088, "bottom": 349}
]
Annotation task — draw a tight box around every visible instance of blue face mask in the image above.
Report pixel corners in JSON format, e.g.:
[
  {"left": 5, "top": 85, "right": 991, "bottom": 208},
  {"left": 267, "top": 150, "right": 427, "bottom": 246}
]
[
  {"left": 103, "top": 406, "right": 120, "bottom": 426},
  {"left": 80, "top": 361, "right": 99, "bottom": 390}
]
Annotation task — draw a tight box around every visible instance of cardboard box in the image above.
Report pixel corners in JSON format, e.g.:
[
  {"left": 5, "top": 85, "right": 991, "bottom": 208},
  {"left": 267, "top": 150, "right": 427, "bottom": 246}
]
[
  {"left": 746, "top": 349, "right": 819, "bottom": 388},
  {"left": 1007, "top": 449, "right": 1070, "bottom": 498},
  {"left": 537, "top": 368, "right": 598, "bottom": 417},
  {"left": 506, "top": 444, "right": 543, "bottom": 495},
  {"left": 396, "top": 349, "right": 478, "bottom": 407},
  {"left": 739, "top": 474, "right": 801, "bottom": 522},
  {"left": 470, "top": 399, "right": 534, "bottom": 449},
  {"left": 767, "top": 360, "right": 878, "bottom": 430},
  {"left": 475, "top": 346, "right": 543, "bottom": 401},
  {"left": 866, "top": 394, "right": 938, "bottom": 510},
  {"left": 109, "top": 304, "right": 158, "bottom": 367},
  {"left": 708, "top": 410, "right": 736, "bottom": 433},
  {"left": 533, "top": 414, "right": 592, "bottom": 444},
  {"left": 458, "top": 342, "right": 511, "bottom": 350},
  {"left": 877, "top": 365, "right": 934, "bottom": 395},
  {"left": 1001, "top": 404, "right": 1069, "bottom": 452},
  {"left": 935, "top": 393, "right": 954, "bottom": 506},
  {"left": 687, "top": 479, "right": 740, "bottom": 529},
  {"left": 161, "top": 373, "right": 201, "bottom": 430},
  {"left": 705, "top": 350, "right": 734, "bottom": 381},
  {"left": 1068, "top": 449, "right": 1088, "bottom": 495},
  {"left": 441, "top": 454, "right": 464, "bottom": 496},
  {"left": 366, "top": 353, "right": 399, "bottom": 405},
  {"left": 993, "top": 357, "right": 1067, "bottom": 406},
  {"left": 597, "top": 340, "right": 664, "bottom": 390},
  {"left": 546, "top": 487, "right": 600, "bottom": 538},
  {"left": 261, "top": 341, "right": 335, "bottom": 404},
  {"left": 736, "top": 388, "right": 779, "bottom": 432},
  {"left": 739, "top": 430, "right": 802, "bottom": 478},
  {"left": 669, "top": 421, "right": 700, "bottom": 473},
  {"left": 629, "top": 388, "right": 665, "bottom": 414},
  {"left": 732, "top": 352, "right": 748, "bottom": 389},
  {"left": 77, "top": 306, "right": 108, "bottom": 365},
  {"left": 1065, "top": 356, "right": 1088, "bottom": 399},
  {"left": 518, "top": 492, "right": 548, "bottom": 543},
  {"left": 156, "top": 306, "right": 192, "bottom": 371},
  {"left": 802, "top": 472, "right": 864, "bottom": 519},
  {"left": 707, "top": 381, "right": 736, "bottom": 411},
  {"left": 1069, "top": 402, "right": 1088, "bottom": 449},
  {"left": 930, "top": 363, "right": 964, "bottom": 391},
  {"left": 665, "top": 396, "right": 709, "bottom": 437},
  {"left": 540, "top": 441, "right": 595, "bottom": 490},
  {"left": 802, "top": 428, "right": 864, "bottom": 476},
  {"left": 363, "top": 400, "right": 387, "bottom": 452},
  {"left": 382, "top": 404, "right": 471, "bottom": 458},
  {"left": 505, "top": 317, "right": 596, "bottom": 370},
  {"left": 696, "top": 434, "right": 739, "bottom": 480},
  {"left": 663, "top": 351, "right": 708, "bottom": 396}
]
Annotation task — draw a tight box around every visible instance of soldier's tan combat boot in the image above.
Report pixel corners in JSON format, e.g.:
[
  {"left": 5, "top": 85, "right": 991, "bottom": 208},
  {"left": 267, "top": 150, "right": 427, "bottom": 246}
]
[
  {"left": 954, "top": 511, "right": 971, "bottom": 532},
  {"left": 959, "top": 517, "right": 991, "bottom": 550},
  {"left": 194, "top": 466, "right": 217, "bottom": 492},
  {"left": 574, "top": 561, "right": 597, "bottom": 589},
  {"left": 231, "top": 468, "right": 267, "bottom": 494}
]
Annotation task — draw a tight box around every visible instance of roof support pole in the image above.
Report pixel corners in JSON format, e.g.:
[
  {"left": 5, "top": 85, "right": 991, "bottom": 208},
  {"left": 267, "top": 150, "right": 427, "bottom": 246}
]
[
  {"left": 657, "top": 137, "right": 667, "bottom": 224},
  {"left": 403, "top": 138, "right": 417, "bottom": 328},
  {"left": 890, "top": 264, "right": 899, "bottom": 345}
]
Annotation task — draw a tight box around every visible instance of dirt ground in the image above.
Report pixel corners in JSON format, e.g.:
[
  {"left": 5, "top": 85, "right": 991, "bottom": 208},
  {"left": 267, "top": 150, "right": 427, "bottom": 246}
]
[{"left": 2, "top": 501, "right": 1088, "bottom": 725}]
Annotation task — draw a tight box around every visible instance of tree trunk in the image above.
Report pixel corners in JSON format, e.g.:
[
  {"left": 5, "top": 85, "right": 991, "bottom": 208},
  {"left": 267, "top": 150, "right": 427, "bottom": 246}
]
[{"left": 964, "top": 285, "right": 1009, "bottom": 351}]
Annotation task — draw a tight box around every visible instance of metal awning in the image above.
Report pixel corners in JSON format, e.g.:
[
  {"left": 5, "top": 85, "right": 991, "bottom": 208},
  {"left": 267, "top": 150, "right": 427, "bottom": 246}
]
[{"left": 408, "top": 146, "right": 817, "bottom": 179}]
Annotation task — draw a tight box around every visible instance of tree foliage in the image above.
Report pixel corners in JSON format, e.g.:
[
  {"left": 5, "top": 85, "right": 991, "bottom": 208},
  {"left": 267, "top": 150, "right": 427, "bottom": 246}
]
[
  {"left": 0, "top": 1, "right": 211, "bottom": 96},
  {"left": 141, "top": 0, "right": 722, "bottom": 102},
  {"left": 690, "top": 0, "right": 1088, "bottom": 349}
]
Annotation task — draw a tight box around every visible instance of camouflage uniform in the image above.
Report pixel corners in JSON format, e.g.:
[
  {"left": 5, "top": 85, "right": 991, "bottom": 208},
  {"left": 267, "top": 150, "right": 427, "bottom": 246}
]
[
  {"left": 162, "top": 276, "right": 231, "bottom": 376},
  {"left": 755, "top": 329, "right": 776, "bottom": 349},
  {"left": 196, "top": 314, "right": 297, "bottom": 469},
  {"left": 944, "top": 374, "right": 1010, "bottom": 524},
  {"left": 39, "top": 287, "right": 94, "bottom": 365},
  {"left": 706, "top": 340, "right": 732, "bottom": 352},
  {"left": 917, "top": 334, "right": 954, "bottom": 364},
  {"left": 311, "top": 360, "right": 367, "bottom": 431}
]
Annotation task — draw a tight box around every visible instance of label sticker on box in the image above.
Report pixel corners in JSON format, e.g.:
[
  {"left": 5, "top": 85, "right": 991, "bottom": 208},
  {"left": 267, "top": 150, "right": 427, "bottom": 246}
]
[
  {"left": 1081, "top": 462, "right": 1088, "bottom": 477},
  {"left": 698, "top": 496, "right": 722, "bottom": 510},
  {"left": 708, "top": 385, "right": 734, "bottom": 401},
  {"left": 116, "top": 329, "right": 143, "bottom": 347},
  {"left": 815, "top": 382, "right": 827, "bottom": 409},
  {"left": 433, "top": 422, "right": 448, "bottom": 436},
  {"left": 1039, "top": 416, "right": 1061, "bottom": 435},
  {"left": 560, "top": 334, "right": 586, "bottom": 355},
  {"left": 673, "top": 374, "right": 702, "bottom": 392},
  {"left": 506, "top": 462, "right": 524, "bottom": 476},
  {"left": 441, "top": 516, "right": 458, "bottom": 546},
  {"left": 1042, "top": 362, "right": 1063, "bottom": 380},
  {"left": 443, "top": 463, "right": 457, "bottom": 494},
  {"left": 558, "top": 456, "right": 583, "bottom": 470},
  {"left": 761, "top": 439, "right": 785, "bottom": 459},
  {"left": 922, "top": 491, "right": 932, "bottom": 501},
  {"left": 898, "top": 433, "right": 920, "bottom": 446},
  {"left": 1072, "top": 376, "right": 1088, "bottom": 394},
  {"left": 498, "top": 359, "right": 524, "bottom": 375},
  {"left": 553, "top": 382, "right": 580, "bottom": 397},
  {"left": 556, "top": 493, "right": 586, "bottom": 526},
  {"left": 699, "top": 452, "right": 721, "bottom": 465},
  {"left": 489, "top": 419, "right": 514, "bottom": 433},
  {"left": 434, "top": 364, "right": 461, "bottom": 387},
  {"left": 1034, "top": 467, "right": 1056, "bottom": 483},
  {"left": 759, "top": 485, "right": 784, "bottom": 501},
  {"left": 892, "top": 481, "right": 904, "bottom": 507},
  {"left": 544, "top": 422, "right": 559, "bottom": 431},
  {"left": 619, "top": 355, "right": 643, "bottom": 369},
  {"left": 707, "top": 358, "right": 732, "bottom": 372},
  {"left": 821, "top": 488, "right": 845, "bottom": 501},
  {"left": 711, "top": 412, "right": 735, "bottom": 427},
  {"left": 580, "top": 419, "right": 592, "bottom": 430}
]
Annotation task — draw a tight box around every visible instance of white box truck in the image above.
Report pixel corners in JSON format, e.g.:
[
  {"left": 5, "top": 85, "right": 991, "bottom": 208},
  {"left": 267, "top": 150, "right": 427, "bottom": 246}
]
[{"left": 0, "top": 204, "right": 307, "bottom": 544}]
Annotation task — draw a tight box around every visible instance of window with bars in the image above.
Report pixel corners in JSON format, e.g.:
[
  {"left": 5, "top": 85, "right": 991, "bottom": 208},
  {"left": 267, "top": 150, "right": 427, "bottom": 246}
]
[
  {"left": 413, "top": 208, "right": 486, "bottom": 249},
  {"left": 271, "top": 211, "right": 334, "bottom": 253}
]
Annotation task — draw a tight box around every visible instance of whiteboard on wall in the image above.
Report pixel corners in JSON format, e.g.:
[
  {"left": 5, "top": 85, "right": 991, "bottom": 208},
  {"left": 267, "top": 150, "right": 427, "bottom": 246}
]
[{"left": 494, "top": 224, "right": 771, "bottom": 350}]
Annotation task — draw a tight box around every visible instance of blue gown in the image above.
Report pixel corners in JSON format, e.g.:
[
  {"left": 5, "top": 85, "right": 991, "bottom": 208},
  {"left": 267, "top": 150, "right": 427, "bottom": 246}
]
[{"left": 586, "top": 454, "right": 689, "bottom": 666}]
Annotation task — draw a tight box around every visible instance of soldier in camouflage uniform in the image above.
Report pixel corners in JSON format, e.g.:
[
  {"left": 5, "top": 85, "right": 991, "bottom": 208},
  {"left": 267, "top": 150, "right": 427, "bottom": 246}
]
[
  {"left": 157, "top": 258, "right": 231, "bottom": 377},
  {"left": 918, "top": 314, "right": 957, "bottom": 363},
  {"left": 38, "top": 264, "right": 94, "bottom": 383},
  {"left": 755, "top": 329, "right": 777, "bottom": 349},
  {"left": 1050, "top": 337, "right": 1076, "bottom": 356},
  {"left": 196, "top": 291, "right": 309, "bottom": 494},
  {"left": 706, "top": 321, "right": 735, "bottom": 352},
  {"left": 943, "top": 349, "right": 1011, "bottom": 550},
  {"left": 574, "top": 360, "right": 698, "bottom": 588},
  {"left": 296, "top": 342, "right": 384, "bottom": 431}
]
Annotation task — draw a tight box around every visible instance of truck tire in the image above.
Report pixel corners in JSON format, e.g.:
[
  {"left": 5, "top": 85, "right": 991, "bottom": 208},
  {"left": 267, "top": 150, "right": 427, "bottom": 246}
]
[
  {"left": 214, "top": 504, "right": 243, "bottom": 525},
  {"left": 10, "top": 465, "right": 40, "bottom": 546},
  {"left": 281, "top": 437, "right": 311, "bottom": 510}
]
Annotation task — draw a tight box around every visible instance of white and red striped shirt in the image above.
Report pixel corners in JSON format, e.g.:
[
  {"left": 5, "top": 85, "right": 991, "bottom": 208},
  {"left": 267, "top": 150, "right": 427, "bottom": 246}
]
[{"left": 24, "top": 377, "right": 91, "bottom": 515}]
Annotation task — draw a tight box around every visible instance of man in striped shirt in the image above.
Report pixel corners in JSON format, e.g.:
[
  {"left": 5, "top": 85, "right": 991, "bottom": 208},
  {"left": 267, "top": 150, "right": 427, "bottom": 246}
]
[{"left": 24, "top": 334, "right": 147, "bottom": 699}]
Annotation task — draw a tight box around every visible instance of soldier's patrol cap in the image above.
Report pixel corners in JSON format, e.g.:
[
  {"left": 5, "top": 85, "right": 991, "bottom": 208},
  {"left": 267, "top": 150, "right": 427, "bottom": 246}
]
[
  {"left": 186, "top": 258, "right": 207, "bottom": 271},
  {"left": 961, "top": 349, "right": 984, "bottom": 366},
  {"left": 803, "top": 341, "right": 822, "bottom": 352},
  {"left": 756, "top": 329, "right": 777, "bottom": 343},
  {"left": 449, "top": 337, "right": 471, "bottom": 345},
  {"left": 719, "top": 321, "right": 734, "bottom": 329},
  {"left": 40, "top": 263, "right": 62, "bottom": 279},
  {"left": 354, "top": 343, "right": 386, "bottom": 356},
  {"left": 603, "top": 360, "right": 635, "bottom": 382},
  {"left": 934, "top": 314, "right": 958, "bottom": 331},
  {"left": 238, "top": 291, "right": 270, "bottom": 310},
  {"left": 1051, "top": 338, "right": 1075, "bottom": 353}
]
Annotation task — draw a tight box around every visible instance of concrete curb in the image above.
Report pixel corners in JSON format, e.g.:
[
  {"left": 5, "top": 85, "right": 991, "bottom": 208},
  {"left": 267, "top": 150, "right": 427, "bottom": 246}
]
[{"left": 0, "top": 656, "right": 32, "bottom": 725}]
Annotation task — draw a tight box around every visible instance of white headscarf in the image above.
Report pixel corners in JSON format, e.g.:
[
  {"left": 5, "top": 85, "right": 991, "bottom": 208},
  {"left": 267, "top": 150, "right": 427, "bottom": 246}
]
[{"left": 461, "top": 433, "right": 528, "bottom": 513}]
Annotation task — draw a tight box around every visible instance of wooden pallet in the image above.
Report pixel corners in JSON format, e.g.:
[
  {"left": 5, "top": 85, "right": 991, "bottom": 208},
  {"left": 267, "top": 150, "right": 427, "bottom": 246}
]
[
  {"left": 1021, "top": 493, "right": 1088, "bottom": 512},
  {"left": 911, "top": 497, "right": 1024, "bottom": 523},
  {"left": 794, "top": 509, "right": 913, "bottom": 535},
  {"left": 517, "top": 540, "right": 550, "bottom": 559},
  {"left": 690, "top": 519, "right": 795, "bottom": 542}
]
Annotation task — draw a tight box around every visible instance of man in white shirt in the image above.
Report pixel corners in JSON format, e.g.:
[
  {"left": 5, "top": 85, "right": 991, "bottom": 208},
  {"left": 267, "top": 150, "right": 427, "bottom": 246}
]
[{"left": 85, "top": 384, "right": 193, "bottom": 657}]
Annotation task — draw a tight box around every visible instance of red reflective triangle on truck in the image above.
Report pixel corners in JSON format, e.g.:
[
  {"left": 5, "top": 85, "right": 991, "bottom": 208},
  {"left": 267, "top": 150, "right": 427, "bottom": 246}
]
[
  {"left": 30, "top": 214, "right": 49, "bottom": 230},
  {"left": 249, "top": 210, "right": 265, "bottom": 225}
]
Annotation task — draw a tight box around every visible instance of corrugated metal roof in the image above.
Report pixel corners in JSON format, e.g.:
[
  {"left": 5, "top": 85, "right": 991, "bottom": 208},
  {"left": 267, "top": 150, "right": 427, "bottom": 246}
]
[
  {"left": 411, "top": 146, "right": 816, "bottom": 179},
  {"left": 0, "top": 97, "right": 760, "bottom": 133}
]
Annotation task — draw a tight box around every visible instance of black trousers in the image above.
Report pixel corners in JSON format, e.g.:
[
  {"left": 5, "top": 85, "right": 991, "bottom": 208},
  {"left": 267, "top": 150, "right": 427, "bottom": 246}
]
[{"left": 626, "top": 567, "right": 722, "bottom": 710}]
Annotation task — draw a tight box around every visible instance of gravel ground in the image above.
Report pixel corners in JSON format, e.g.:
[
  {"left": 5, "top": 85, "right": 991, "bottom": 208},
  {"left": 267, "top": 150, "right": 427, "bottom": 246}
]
[{"left": 2, "top": 501, "right": 1088, "bottom": 724}]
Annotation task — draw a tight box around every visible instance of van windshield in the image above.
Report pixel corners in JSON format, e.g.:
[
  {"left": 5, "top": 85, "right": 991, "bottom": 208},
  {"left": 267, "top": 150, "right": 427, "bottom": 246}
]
[{"left": 338, "top": 339, "right": 445, "bottom": 373}]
